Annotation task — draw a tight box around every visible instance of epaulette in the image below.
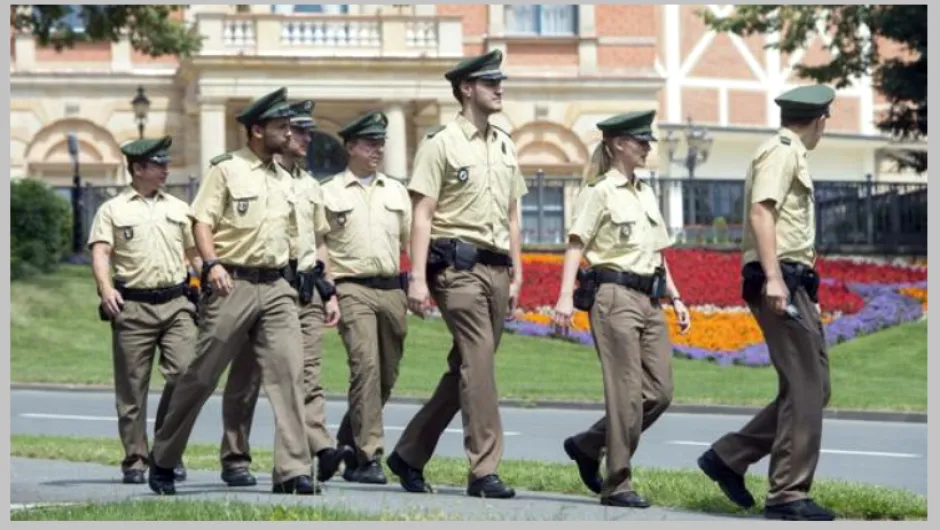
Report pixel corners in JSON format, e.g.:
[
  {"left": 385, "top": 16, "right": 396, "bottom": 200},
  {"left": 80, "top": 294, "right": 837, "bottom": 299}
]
[
  {"left": 586, "top": 175, "right": 607, "bottom": 187},
  {"left": 779, "top": 136, "right": 792, "bottom": 146},
  {"left": 424, "top": 124, "right": 446, "bottom": 139},
  {"left": 209, "top": 152, "right": 233, "bottom": 166},
  {"left": 318, "top": 174, "right": 336, "bottom": 185},
  {"left": 491, "top": 123, "right": 511, "bottom": 138}
]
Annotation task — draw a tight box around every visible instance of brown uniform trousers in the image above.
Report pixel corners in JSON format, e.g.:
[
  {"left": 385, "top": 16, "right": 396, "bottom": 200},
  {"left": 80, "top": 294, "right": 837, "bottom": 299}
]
[
  {"left": 151, "top": 274, "right": 310, "bottom": 484},
  {"left": 569, "top": 283, "right": 674, "bottom": 498},
  {"left": 710, "top": 286, "right": 830, "bottom": 506},
  {"left": 111, "top": 294, "right": 196, "bottom": 472},
  {"left": 219, "top": 289, "right": 334, "bottom": 471},
  {"left": 394, "top": 263, "right": 511, "bottom": 481},
  {"left": 332, "top": 280, "right": 408, "bottom": 465}
]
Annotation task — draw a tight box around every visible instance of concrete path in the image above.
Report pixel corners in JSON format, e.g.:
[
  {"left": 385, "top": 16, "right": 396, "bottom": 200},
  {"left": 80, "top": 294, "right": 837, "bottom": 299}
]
[{"left": 11, "top": 388, "right": 928, "bottom": 496}]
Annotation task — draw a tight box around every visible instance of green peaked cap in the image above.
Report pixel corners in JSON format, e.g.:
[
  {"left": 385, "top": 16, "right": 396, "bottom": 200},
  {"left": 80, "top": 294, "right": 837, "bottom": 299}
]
[
  {"left": 289, "top": 100, "right": 316, "bottom": 130},
  {"left": 596, "top": 110, "right": 658, "bottom": 141},
  {"left": 445, "top": 49, "right": 508, "bottom": 83},
  {"left": 235, "top": 87, "right": 293, "bottom": 126},
  {"left": 120, "top": 136, "right": 172, "bottom": 164},
  {"left": 338, "top": 111, "right": 388, "bottom": 141},
  {"left": 774, "top": 84, "right": 836, "bottom": 120}
]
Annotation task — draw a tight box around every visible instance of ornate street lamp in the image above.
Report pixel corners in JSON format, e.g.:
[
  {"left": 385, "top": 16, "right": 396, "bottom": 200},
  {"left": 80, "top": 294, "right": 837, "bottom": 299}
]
[
  {"left": 664, "top": 116, "right": 713, "bottom": 226},
  {"left": 131, "top": 85, "right": 151, "bottom": 139}
]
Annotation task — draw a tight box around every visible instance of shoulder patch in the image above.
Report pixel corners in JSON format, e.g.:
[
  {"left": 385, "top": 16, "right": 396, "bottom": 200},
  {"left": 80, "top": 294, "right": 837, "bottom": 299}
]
[
  {"left": 424, "top": 124, "right": 446, "bottom": 139},
  {"left": 779, "top": 136, "right": 792, "bottom": 146},
  {"left": 209, "top": 153, "right": 233, "bottom": 166},
  {"left": 586, "top": 175, "right": 607, "bottom": 187}
]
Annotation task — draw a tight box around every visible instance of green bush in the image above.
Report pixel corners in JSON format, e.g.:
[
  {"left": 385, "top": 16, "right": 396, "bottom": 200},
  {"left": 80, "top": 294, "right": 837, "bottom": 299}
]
[{"left": 11, "top": 179, "right": 73, "bottom": 280}]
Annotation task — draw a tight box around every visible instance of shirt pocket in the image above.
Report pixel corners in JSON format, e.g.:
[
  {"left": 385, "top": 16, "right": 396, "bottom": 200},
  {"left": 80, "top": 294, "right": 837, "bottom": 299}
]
[
  {"left": 164, "top": 209, "right": 190, "bottom": 247},
  {"left": 226, "top": 182, "right": 265, "bottom": 229},
  {"left": 383, "top": 192, "right": 408, "bottom": 239},
  {"left": 323, "top": 195, "right": 356, "bottom": 236},
  {"left": 111, "top": 211, "right": 148, "bottom": 253},
  {"left": 607, "top": 208, "right": 644, "bottom": 249}
]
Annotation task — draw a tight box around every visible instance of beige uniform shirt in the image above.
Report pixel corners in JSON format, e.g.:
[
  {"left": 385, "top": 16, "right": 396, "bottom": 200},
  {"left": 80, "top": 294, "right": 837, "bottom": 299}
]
[
  {"left": 190, "top": 146, "right": 297, "bottom": 269},
  {"left": 568, "top": 169, "right": 673, "bottom": 276},
  {"left": 87, "top": 187, "right": 195, "bottom": 289},
  {"left": 407, "top": 114, "right": 528, "bottom": 254},
  {"left": 321, "top": 170, "right": 411, "bottom": 279},
  {"left": 284, "top": 163, "right": 330, "bottom": 272},
  {"left": 741, "top": 128, "right": 816, "bottom": 267}
]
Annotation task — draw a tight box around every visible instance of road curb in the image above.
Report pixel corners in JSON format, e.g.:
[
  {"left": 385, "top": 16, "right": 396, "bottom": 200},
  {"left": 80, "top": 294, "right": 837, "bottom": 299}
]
[{"left": 11, "top": 382, "right": 927, "bottom": 424}]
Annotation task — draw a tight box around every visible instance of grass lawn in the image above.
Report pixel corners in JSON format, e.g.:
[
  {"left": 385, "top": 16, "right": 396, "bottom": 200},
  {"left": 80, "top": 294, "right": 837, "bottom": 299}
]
[
  {"left": 11, "top": 265, "right": 928, "bottom": 411},
  {"left": 11, "top": 499, "right": 450, "bottom": 521},
  {"left": 10, "top": 434, "right": 927, "bottom": 521}
]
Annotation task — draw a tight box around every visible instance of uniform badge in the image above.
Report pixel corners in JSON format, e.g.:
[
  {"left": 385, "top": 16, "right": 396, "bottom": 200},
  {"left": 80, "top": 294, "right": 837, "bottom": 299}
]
[
  {"left": 619, "top": 222, "right": 634, "bottom": 240},
  {"left": 123, "top": 227, "right": 134, "bottom": 241},
  {"left": 457, "top": 166, "right": 469, "bottom": 182},
  {"left": 502, "top": 141, "right": 507, "bottom": 155},
  {"left": 336, "top": 213, "right": 347, "bottom": 227},
  {"left": 236, "top": 199, "right": 250, "bottom": 215}
]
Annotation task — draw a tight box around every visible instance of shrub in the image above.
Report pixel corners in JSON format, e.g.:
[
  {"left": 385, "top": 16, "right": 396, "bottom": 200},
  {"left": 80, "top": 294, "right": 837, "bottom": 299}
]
[{"left": 11, "top": 179, "right": 73, "bottom": 280}]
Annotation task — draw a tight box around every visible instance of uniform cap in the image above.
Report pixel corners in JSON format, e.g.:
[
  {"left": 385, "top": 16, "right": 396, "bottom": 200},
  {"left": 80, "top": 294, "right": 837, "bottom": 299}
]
[
  {"left": 235, "top": 87, "right": 293, "bottom": 126},
  {"left": 774, "top": 84, "right": 836, "bottom": 120},
  {"left": 338, "top": 111, "right": 388, "bottom": 141},
  {"left": 444, "top": 49, "right": 508, "bottom": 83},
  {"left": 120, "top": 136, "right": 172, "bottom": 164},
  {"left": 596, "top": 110, "right": 658, "bottom": 142},
  {"left": 289, "top": 100, "right": 316, "bottom": 130}
]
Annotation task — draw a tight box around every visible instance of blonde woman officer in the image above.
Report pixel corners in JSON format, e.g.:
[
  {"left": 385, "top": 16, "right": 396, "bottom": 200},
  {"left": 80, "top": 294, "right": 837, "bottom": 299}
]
[{"left": 552, "top": 110, "right": 691, "bottom": 508}]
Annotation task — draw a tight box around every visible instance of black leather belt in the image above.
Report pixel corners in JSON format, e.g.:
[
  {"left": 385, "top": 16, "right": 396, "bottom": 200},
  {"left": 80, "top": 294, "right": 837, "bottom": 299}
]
[
  {"left": 117, "top": 283, "right": 187, "bottom": 304},
  {"left": 477, "top": 248, "right": 513, "bottom": 268},
  {"left": 593, "top": 268, "right": 657, "bottom": 296},
  {"left": 335, "top": 275, "right": 404, "bottom": 290},
  {"left": 225, "top": 264, "right": 285, "bottom": 283}
]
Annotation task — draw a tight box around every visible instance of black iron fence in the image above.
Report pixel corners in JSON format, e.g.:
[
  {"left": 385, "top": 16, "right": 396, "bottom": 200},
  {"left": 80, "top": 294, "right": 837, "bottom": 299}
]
[{"left": 54, "top": 172, "right": 926, "bottom": 257}]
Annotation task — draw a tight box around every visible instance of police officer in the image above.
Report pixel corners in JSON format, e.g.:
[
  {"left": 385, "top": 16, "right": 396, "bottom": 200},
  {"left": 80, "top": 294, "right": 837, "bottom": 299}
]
[
  {"left": 550, "top": 110, "right": 691, "bottom": 508},
  {"left": 147, "top": 87, "right": 316, "bottom": 496},
  {"left": 88, "top": 136, "right": 198, "bottom": 485},
  {"left": 217, "top": 99, "right": 347, "bottom": 487},
  {"left": 317, "top": 111, "right": 411, "bottom": 484},
  {"left": 386, "top": 49, "right": 526, "bottom": 499},
  {"left": 697, "top": 85, "right": 836, "bottom": 521}
]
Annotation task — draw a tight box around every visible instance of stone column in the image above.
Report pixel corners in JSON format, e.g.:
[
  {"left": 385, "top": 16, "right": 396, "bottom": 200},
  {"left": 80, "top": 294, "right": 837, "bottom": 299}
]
[
  {"left": 199, "top": 101, "right": 227, "bottom": 174},
  {"left": 384, "top": 102, "right": 407, "bottom": 179}
]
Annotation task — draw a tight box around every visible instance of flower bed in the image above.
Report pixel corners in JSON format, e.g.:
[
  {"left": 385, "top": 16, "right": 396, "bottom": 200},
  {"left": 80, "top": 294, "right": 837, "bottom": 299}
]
[{"left": 399, "top": 250, "right": 926, "bottom": 367}]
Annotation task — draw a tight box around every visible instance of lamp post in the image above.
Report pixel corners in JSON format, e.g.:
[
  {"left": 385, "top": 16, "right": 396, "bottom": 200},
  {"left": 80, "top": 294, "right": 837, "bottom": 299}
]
[
  {"left": 664, "top": 116, "right": 713, "bottom": 226},
  {"left": 131, "top": 85, "right": 151, "bottom": 139},
  {"left": 66, "top": 132, "right": 89, "bottom": 264}
]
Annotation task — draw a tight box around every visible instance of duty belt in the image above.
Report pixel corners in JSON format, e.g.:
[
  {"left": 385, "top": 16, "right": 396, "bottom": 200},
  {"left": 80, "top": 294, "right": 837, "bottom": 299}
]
[
  {"left": 226, "top": 265, "right": 285, "bottom": 283},
  {"left": 592, "top": 268, "right": 657, "bottom": 296},
  {"left": 117, "top": 282, "right": 187, "bottom": 304},
  {"left": 335, "top": 275, "right": 403, "bottom": 290}
]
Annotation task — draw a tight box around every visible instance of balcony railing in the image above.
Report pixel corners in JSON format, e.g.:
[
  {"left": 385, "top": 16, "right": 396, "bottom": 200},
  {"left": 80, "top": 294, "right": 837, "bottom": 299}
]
[{"left": 194, "top": 13, "right": 464, "bottom": 58}]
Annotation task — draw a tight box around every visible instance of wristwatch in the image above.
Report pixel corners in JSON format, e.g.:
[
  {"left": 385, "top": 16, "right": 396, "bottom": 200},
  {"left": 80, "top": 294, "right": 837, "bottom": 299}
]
[{"left": 202, "top": 259, "right": 221, "bottom": 275}]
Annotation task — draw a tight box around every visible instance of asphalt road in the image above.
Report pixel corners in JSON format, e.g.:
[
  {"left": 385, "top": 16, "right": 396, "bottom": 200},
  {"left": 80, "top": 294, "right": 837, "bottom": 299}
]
[{"left": 11, "top": 389, "right": 927, "bottom": 496}]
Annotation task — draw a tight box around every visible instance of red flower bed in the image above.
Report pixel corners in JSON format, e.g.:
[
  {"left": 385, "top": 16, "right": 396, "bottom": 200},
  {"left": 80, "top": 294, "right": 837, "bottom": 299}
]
[{"left": 399, "top": 249, "right": 923, "bottom": 314}]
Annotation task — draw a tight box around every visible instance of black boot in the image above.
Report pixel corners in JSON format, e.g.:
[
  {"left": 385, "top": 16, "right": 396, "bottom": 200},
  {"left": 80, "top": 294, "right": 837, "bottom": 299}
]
[
  {"left": 317, "top": 446, "right": 352, "bottom": 483},
  {"left": 697, "top": 448, "right": 755, "bottom": 509},
  {"left": 387, "top": 451, "right": 434, "bottom": 494}
]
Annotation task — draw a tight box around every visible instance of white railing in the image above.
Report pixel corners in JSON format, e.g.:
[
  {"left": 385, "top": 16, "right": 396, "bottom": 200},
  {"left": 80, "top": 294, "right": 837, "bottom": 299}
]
[{"left": 195, "top": 13, "right": 462, "bottom": 58}]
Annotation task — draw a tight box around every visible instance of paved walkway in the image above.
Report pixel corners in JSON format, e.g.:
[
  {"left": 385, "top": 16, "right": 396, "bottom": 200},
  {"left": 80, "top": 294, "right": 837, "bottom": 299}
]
[{"left": 11, "top": 458, "right": 748, "bottom": 521}]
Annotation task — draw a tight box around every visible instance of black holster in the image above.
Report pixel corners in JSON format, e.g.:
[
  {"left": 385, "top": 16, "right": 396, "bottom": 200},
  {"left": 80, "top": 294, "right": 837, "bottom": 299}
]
[
  {"left": 741, "top": 261, "right": 820, "bottom": 306},
  {"left": 310, "top": 260, "right": 336, "bottom": 304},
  {"left": 573, "top": 268, "right": 598, "bottom": 312}
]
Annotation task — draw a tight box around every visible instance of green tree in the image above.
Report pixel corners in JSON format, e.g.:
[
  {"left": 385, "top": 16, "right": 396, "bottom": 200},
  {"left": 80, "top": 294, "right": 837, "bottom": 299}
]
[
  {"left": 11, "top": 4, "right": 203, "bottom": 58},
  {"left": 701, "top": 5, "right": 927, "bottom": 172}
]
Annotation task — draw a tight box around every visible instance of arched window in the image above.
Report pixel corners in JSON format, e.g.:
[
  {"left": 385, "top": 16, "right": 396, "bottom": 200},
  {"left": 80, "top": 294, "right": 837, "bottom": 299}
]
[{"left": 305, "top": 131, "right": 347, "bottom": 180}]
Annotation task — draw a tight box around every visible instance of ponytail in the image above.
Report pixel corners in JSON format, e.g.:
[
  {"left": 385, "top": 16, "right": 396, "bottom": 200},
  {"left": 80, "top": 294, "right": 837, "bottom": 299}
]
[{"left": 582, "top": 141, "right": 613, "bottom": 186}]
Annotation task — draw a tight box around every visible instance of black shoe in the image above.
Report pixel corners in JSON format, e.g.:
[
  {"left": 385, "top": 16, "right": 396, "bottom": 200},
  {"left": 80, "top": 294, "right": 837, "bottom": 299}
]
[
  {"left": 467, "top": 474, "right": 515, "bottom": 499},
  {"left": 387, "top": 451, "right": 434, "bottom": 493},
  {"left": 221, "top": 468, "right": 258, "bottom": 487},
  {"left": 764, "top": 499, "right": 836, "bottom": 521},
  {"left": 697, "top": 448, "right": 756, "bottom": 509},
  {"left": 272, "top": 475, "right": 319, "bottom": 495},
  {"left": 147, "top": 463, "right": 176, "bottom": 495},
  {"left": 563, "top": 437, "right": 602, "bottom": 495},
  {"left": 342, "top": 449, "right": 359, "bottom": 482},
  {"left": 601, "top": 491, "right": 651, "bottom": 508},
  {"left": 354, "top": 460, "right": 388, "bottom": 485},
  {"left": 317, "top": 446, "right": 351, "bottom": 483},
  {"left": 122, "top": 469, "right": 146, "bottom": 485},
  {"left": 173, "top": 462, "right": 187, "bottom": 482}
]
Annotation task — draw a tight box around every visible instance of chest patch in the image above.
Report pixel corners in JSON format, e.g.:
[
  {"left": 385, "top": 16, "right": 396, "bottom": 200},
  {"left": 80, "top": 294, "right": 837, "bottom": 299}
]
[
  {"left": 123, "top": 227, "right": 135, "bottom": 241},
  {"left": 236, "top": 199, "right": 250, "bottom": 215},
  {"left": 457, "top": 166, "right": 470, "bottom": 183}
]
